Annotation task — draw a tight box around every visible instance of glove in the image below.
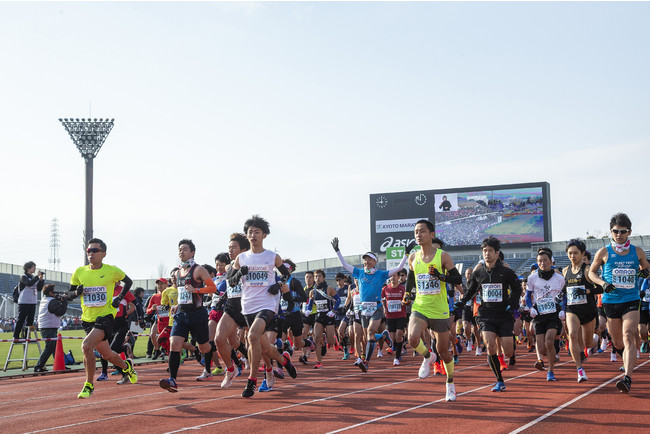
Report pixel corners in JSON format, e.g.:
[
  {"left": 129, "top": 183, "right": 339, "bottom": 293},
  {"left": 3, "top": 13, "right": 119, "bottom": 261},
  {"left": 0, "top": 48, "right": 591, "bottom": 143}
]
[
  {"left": 641, "top": 290, "right": 646, "bottom": 299},
  {"left": 268, "top": 283, "right": 281, "bottom": 295},
  {"left": 75, "top": 285, "right": 84, "bottom": 296},
  {"left": 402, "top": 293, "right": 410, "bottom": 304},
  {"left": 405, "top": 240, "right": 416, "bottom": 255},
  {"left": 558, "top": 310, "right": 566, "bottom": 321},
  {"left": 227, "top": 266, "right": 249, "bottom": 287},
  {"left": 346, "top": 309, "right": 354, "bottom": 318},
  {"left": 111, "top": 296, "right": 123, "bottom": 308},
  {"left": 603, "top": 283, "right": 616, "bottom": 293},
  {"left": 639, "top": 269, "right": 650, "bottom": 279},
  {"left": 429, "top": 267, "right": 445, "bottom": 281},
  {"left": 454, "top": 301, "right": 464, "bottom": 311},
  {"left": 555, "top": 292, "right": 564, "bottom": 304},
  {"left": 331, "top": 237, "right": 340, "bottom": 252},
  {"left": 326, "top": 310, "right": 335, "bottom": 318},
  {"left": 529, "top": 308, "right": 538, "bottom": 318}
]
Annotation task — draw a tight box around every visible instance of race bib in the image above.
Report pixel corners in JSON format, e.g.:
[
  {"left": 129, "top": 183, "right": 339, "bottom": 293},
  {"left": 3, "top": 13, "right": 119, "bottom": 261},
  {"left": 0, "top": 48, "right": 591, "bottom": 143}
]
[
  {"left": 178, "top": 287, "right": 193, "bottom": 305},
  {"left": 416, "top": 274, "right": 441, "bottom": 295},
  {"left": 245, "top": 265, "right": 273, "bottom": 287},
  {"left": 387, "top": 299, "right": 402, "bottom": 313},
  {"left": 280, "top": 298, "right": 289, "bottom": 311},
  {"left": 227, "top": 283, "right": 242, "bottom": 298},
  {"left": 537, "top": 297, "right": 556, "bottom": 315},
  {"left": 481, "top": 283, "right": 503, "bottom": 303},
  {"left": 83, "top": 286, "right": 107, "bottom": 307},
  {"left": 302, "top": 302, "right": 312, "bottom": 316},
  {"left": 315, "top": 299, "right": 329, "bottom": 313},
  {"left": 567, "top": 285, "right": 587, "bottom": 306},
  {"left": 612, "top": 268, "right": 636, "bottom": 289},
  {"left": 361, "top": 301, "right": 378, "bottom": 317},
  {"left": 156, "top": 305, "right": 169, "bottom": 318}
]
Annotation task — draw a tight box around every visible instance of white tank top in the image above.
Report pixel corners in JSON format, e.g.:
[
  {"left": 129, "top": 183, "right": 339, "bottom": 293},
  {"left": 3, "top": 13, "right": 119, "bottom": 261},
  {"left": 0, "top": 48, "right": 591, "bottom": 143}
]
[{"left": 238, "top": 249, "right": 280, "bottom": 315}]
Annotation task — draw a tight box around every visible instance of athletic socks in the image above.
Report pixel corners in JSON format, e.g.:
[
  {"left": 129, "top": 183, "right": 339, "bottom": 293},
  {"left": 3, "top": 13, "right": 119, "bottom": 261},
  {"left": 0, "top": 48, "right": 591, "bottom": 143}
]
[
  {"left": 100, "top": 357, "right": 108, "bottom": 374},
  {"left": 444, "top": 359, "right": 454, "bottom": 383},
  {"left": 169, "top": 351, "right": 181, "bottom": 379},
  {"left": 488, "top": 354, "right": 504, "bottom": 382},
  {"left": 395, "top": 341, "right": 403, "bottom": 359},
  {"left": 365, "top": 340, "right": 376, "bottom": 360},
  {"left": 231, "top": 349, "right": 243, "bottom": 367},
  {"left": 414, "top": 339, "right": 431, "bottom": 358}
]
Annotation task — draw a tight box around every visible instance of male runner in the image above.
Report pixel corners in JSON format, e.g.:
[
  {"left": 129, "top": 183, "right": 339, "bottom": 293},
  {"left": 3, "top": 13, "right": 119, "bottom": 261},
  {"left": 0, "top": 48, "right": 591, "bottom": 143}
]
[
  {"left": 67, "top": 238, "right": 138, "bottom": 399},
  {"left": 406, "top": 220, "right": 462, "bottom": 401},
  {"left": 308, "top": 269, "right": 341, "bottom": 369},
  {"left": 589, "top": 213, "right": 650, "bottom": 393}
]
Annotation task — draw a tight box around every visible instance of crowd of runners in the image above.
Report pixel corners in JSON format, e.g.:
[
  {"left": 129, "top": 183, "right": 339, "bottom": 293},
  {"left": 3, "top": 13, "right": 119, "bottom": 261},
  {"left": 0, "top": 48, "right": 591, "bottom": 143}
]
[{"left": 62, "top": 212, "right": 649, "bottom": 400}]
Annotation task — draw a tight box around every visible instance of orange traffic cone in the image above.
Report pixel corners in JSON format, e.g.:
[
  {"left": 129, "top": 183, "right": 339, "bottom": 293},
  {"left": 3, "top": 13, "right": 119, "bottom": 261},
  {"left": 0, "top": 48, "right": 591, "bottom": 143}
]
[{"left": 53, "top": 333, "right": 66, "bottom": 371}]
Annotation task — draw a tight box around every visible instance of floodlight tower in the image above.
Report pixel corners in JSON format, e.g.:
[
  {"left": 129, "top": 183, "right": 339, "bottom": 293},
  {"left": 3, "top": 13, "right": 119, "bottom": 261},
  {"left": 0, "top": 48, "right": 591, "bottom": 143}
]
[{"left": 59, "top": 118, "right": 114, "bottom": 264}]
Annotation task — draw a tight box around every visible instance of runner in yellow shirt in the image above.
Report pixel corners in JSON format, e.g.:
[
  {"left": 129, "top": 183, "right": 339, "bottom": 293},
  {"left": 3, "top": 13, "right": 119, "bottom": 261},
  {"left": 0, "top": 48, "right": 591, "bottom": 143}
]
[{"left": 67, "top": 238, "right": 138, "bottom": 399}]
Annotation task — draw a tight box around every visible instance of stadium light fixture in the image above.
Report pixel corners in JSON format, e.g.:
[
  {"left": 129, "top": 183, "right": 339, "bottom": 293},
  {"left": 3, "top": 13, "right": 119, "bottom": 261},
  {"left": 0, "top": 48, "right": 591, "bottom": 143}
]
[{"left": 59, "top": 117, "right": 115, "bottom": 264}]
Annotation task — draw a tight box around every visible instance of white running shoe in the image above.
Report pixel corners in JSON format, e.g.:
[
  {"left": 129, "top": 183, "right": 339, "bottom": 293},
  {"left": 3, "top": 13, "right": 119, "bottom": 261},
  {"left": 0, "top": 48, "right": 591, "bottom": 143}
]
[
  {"left": 467, "top": 342, "right": 473, "bottom": 352},
  {"left": 377, "top": 350, "right": 383, "bottom": 358},
  {"left": 445, "top": 382, "right": 457, "bottom": 401},
  {"left": 195, "top": 370, "right": 213, "bottom": 381},
  {"left": 241, "top": 357, "right": 250, "bottom": 371},
  {"left": 637, "top": 350, "right": 640, "bottom": 359},
  {"left": 354, "top": 357, "right": 363, "bottom": 366},
  {"left": 475, "top": 347, "right": 482, "bottom": 356},
  {"left": 266, "top": 370, "right": 276, "bottom": 388},
  {"left": 393, "top": 358, "right": 400, "bottom": 366},
  {"left": 418, "top": 353, "right": 436, "bottom": 379},
  {"left": 600, "top": 339, "right": 608, "bottom": 352},
  {"left": 577, "top": 368, "right": 588, "bottom": 383},
  {"left": 610, "top": 352, "right": 617, "bottom": 362},
  {"left": 221, "top": 369, "right": 237, "bottom": 388}
]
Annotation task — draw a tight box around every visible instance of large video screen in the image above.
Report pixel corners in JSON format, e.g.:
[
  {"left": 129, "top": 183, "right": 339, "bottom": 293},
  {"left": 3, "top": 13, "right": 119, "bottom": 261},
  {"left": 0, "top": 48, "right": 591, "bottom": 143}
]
[{"left": 370, "top": 182, "right": 551, "bottom": 253}]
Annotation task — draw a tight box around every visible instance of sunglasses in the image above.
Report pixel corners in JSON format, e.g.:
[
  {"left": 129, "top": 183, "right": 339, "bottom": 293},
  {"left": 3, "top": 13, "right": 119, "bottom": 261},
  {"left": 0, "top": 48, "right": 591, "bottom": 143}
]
[
  {"left": 86, "top": 248, "right": 104, "bottom": 253},
  {"left": 611, "top": 229, "right": 630, "bottom": 235}
]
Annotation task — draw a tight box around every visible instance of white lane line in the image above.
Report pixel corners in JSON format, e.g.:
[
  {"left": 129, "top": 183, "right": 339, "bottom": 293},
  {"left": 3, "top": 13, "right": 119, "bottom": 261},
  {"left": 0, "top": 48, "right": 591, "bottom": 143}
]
[{"left": 509, "top": 359, "right": 650, "bottom": 433}]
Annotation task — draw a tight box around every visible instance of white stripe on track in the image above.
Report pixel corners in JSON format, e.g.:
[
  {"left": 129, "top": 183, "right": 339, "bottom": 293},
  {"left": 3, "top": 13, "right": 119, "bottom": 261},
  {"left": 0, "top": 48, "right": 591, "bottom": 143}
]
[{"left": 509, "top": 359, "right": 650, "bottom": 433}]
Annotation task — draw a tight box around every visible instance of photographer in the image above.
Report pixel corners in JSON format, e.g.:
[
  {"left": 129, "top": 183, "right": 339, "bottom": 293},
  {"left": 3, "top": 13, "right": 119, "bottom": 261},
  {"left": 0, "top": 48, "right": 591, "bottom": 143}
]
[
  {"left": 34, "top": 284, "right": 67, "bottom": 372},
  {"left": 14, "top": 261, "right": 45, "bottom": 342}
]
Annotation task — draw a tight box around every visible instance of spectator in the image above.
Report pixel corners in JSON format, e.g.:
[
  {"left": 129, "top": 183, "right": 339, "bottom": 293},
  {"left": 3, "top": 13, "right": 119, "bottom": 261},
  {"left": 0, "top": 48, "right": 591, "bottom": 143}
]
[
  {"left": 34, "top": 284, "right": 68, "bottom": 372},
  {"left": 14, "top": 261, "right": 45, "bottom": 341}
]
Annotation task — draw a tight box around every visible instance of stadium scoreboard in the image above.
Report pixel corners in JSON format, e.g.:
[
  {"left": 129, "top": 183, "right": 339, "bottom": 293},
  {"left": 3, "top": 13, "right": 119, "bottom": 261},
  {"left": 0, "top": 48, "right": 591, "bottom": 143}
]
[{"left": 370, "top": 182, "right": 551, "bottom": 254}]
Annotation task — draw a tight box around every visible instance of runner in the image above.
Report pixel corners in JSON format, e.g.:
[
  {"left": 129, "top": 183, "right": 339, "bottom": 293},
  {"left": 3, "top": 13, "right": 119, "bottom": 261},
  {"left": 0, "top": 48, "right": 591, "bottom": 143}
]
[
  {"left": 299, "top": 271, "right": 317, "bottom": 365},
  {"left": 526, "top": 248, "right": 566, "bottom": 382},
  {"left": 159, "top": 239, "right": 218, "bottom": 393},
  {"left": 334, "top": 272, "right": 352, "bottom": 360},
  {"left": 588, "top": 213, "right": 650, "bottom": 393},
  {"left": 382, "top": 272, "right": 407, "bottom": 365},
  {"left": 147, "top": 278, "right": 170, "bottom": 360},
  {"left": 331, "top": 237, "right": 412, "bottom": 373},
  {"left": 308, "top": 269, "right": 341, "bottom": 369},
  {"left": 563, "top": 239, "right": 600, "bottom": 382},
  {"left": 66, "top": 238, "right": 138, "bottom": 399},
  {"left": 456, "top": 236, "right": 521, "bottom": 392},
  {"left": 405, "top": 220, "right": 462, "bottom": 401},
  {"left": 230, "top": 215, "right": 297, "bottom": 398}
]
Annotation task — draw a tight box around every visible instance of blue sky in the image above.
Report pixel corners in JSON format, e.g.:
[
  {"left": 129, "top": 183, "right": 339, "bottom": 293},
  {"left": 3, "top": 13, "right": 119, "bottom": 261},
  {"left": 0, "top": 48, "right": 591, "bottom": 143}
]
[{"left": 1, "top": 2, "right": 649, "bottom": 278}]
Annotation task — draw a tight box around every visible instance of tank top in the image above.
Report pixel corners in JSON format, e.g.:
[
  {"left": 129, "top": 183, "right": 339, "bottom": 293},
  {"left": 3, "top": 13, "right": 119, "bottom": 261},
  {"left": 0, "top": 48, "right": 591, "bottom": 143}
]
[
  {"left": 564, "top": 262, "right": 596, "bottom": 314},
  {"left": 239, "top": 249, "right": 280, "bottom": 315},
  {"left": 177, "top": 264, "right": 204, "bottom": 311},
  {"left": 313, "top": 283, "right": 334, "bottom": 313},
  {"left": 602, "top": 244, "right": 640, "bottom": 304},
  {"left": 411, "top": 248, "right": 449, "bottom": 319}
]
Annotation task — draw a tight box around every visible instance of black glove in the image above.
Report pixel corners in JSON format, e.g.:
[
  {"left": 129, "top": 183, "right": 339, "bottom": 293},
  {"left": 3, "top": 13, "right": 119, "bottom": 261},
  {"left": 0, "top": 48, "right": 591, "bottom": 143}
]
[
  {"left": 454, "top": 301, "right": 464, "bottom": 311},
  {"left": 405, "top": 240, "right": 416, "bottom": 255},
  {"left": 227, "top": 266, "right": 248, "bottom": 287},
  {"left": 76, "top": 285, "right": 84, "bottom": 296},
  {"left": 603, "top": 282, "right": 616, "bottom": 293},
  {"left": 331, "top": 237, "right": 340, "bottom": 252},
  {"left": 268, "top": 282, "right": 281, "bottom": 295},
  {"left": 430, "top": 267, "right": 445, "bottom": 281},
  {"left": 555, "top": 292, "right": 564, "bottom": 304},
  {"left": 111, "top": 296, "right": 123, "bottom": 308},
  {"left": 640, "top": 290, "right": 646, "bottom": 299},
  {"left": 638, "top": 269, "right": 649, "bottom": 279},
  {"left": 215, "top": 293, "right": 228, "bottom": 311}
]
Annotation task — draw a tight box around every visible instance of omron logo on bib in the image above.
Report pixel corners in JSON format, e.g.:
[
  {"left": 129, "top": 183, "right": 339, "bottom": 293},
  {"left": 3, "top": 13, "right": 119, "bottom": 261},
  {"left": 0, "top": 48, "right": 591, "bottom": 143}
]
[{"left": 83, "top": 286, "right": 107, "bottom": 307}]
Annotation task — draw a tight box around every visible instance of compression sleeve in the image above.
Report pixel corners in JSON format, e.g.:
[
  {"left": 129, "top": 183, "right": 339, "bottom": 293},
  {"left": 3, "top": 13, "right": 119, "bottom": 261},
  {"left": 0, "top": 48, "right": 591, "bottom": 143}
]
[
  {"left": 642, "top": 278, "right": 649, "bottom": 293},
  {"left": 66, "top": 285, "right": 82, "bottom": 300},
  {"left": 444, "top": 267, "right": 462, "bottom": 285},
  {"left": 277, "top": 264, "right": 291, "bottom": 280},
  {"left": 406, "top": 269, "right": 416, "bottom": 298},
  {"left": 336, "top": 251, "right": 355, "bottom": 273},
  {"left": 525, "top": 290, "right": 533, "bottom": 308},
  {"left": 281, "top": 290, "right": 295, "bottom": 311},
  {"left": 118, "top": 275, "right": 133, "bottom": 298},
  {"left": 387, "top": 254, "right": 409, "bottom": 277},
  {"left": 199, "top": 278, "right": 217, "bottom": 294},
  {"left": 333, "top": 293, "right": 341, "bottom": 310}
]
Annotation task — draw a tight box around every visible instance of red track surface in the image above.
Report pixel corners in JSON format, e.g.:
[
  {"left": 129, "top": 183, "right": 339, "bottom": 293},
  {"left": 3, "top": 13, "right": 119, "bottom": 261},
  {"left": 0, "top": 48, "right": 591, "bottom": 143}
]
[{"left": 1, "top": 349, "right": 649, "bottom": 433}]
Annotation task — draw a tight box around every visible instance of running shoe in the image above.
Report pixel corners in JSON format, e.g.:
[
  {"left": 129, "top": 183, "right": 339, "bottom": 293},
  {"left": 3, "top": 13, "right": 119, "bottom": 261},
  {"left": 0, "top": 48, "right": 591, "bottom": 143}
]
[
  {"left": 266, "top": 371, "right": 276, "bottom": 388},
  {"left": 610, "top": 352, "right": 617, "bottom": 362},
  {"left": 382, "top": 330, "right": 393, "bottom": 348},
  {"left": 308, "top": 338, "right": 316, "bottom": 352},
  {"left": 433, "top": 361, "right": 443, "bottom": 375},
  {"left": 385, "top": 347, "right": 393, "bottom": 355},
  {"left": 491, "top": 381, "right": 506, "bottom": 392},
  {"left": 159, "top": 377, "right": 178, "bottom": 393},
  {"left": 555, "top": 354, "right": 560, "bottom": 363},
  {"left": 299, "top": 355, "right": 308, "bottom": 365},
  {"left": 354, "top": 357, "right": 363, "bottom": 366},
  {"left": 342, "top": 350, "right": 350, "bottom": 361},
  {"left": 212, "top": 366, "right": 225, "bottom": 375},
  {"left": 110, "top": 369, "right": 121, "bottom": 376},
  {"left": 445, "top": 382, "right": 457, "bottom": 401},
  {"left": 455, "top": 339, "right": 463, "bottom": 355},
  {"left": 577, "top": 368, "right": 588, "bottom": 383},
  {"left": 117, "top": 374, "right": 129, "bottom": 385},
  {"left": 499, "top": 355, "right": 508, "bottom": 371},
  {"left": 467, "top": 342, "right": 473, "bottom": 352},
  {"left": 637, "top": 350, "right": 641, "bottom": 359},
  {"left": 242, "top": 378, "right": 256, "bottom": 398},
  {"left": 273, "top": 367, "right": 285, "bottom": 379},
  {"left": 453, "top": 355, "right": 459, "bottom": 364},
  {"left": 546, "top": 371, "right": 556, "bottom": 381},
  {"left": 196, "top": 370, "right": 213, "bottom": 381},
  {"left": 77, "top": 382, "right": 94, "bottom": 399},
  {"left": 283, "top": 340, "right": 294, "bottom": 356},
  {"left": 534, "top": 360, "right": 545, "bottom": 371},
  {"left": 475, "top": 347, "right": 482, "bottom": 356},
  {"left": 236, "top": 366, "right": 243, "bottom": 377},
  {"left": 418, "top": 354, "right": 436, "bottom": 379},
  {"left": 600, "top": 339, "right": 609, "bottom": 352},
  {"left": 314, "top": 362, "right": 323, "bottom": 369},
  {"left": 393, "top": 358, "right": 400, "bottom": 366},
  {"left": 152, "top": 349, "right": 162, "bottom": 360},
  {"left": 96, "top": 372, "right": 109, "bottom": 382},
  {"left": 195, "top": 350, "right": 203, "bottom": 363},
  {"left": 358, "top": 360, "right": 368, "bottom": 373},
  {"left": 377, "top": 349, "right": 383, "bottom": 358},
  {"left": 258, "top": 379, "right": 271, "bottom": 392},
  {"left": 616, "top": 376, "right": 631, "bottom": 394},
  {"left": 321, "top": 345, "right": 327, "bottom": 357},
  {"left": 221, "top": 368, "right": 237, "bottom": 388},
  {"left": 241, "top": 356, "right": 250, "bottom": 371},
  {"left": 124, "top": 359, "right": 138, "bottom": 384},
  {"left": 283, "top": 352, "right": 297, "bottom": 379}
]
